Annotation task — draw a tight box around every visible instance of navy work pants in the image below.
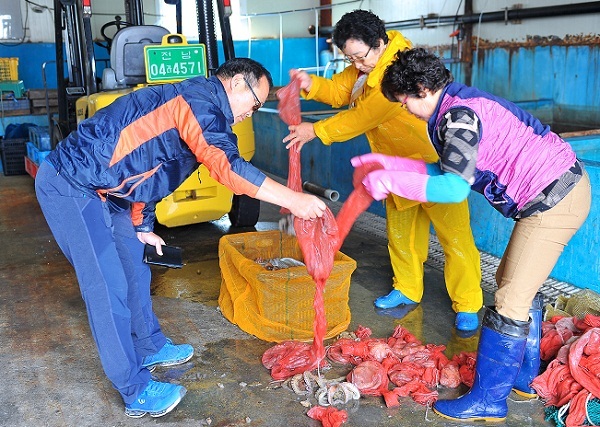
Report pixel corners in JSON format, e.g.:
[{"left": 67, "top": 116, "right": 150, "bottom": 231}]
[{"left": 35, "top": 161, "right": 167, "bottom": 404}]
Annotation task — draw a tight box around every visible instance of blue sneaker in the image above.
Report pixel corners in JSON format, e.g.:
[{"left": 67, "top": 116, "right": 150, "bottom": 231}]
[
  {"left": 125, "top": 380, "right": 186, "bottom": 418},
  {"left": 142, "top": 338, "right": 194, "bottom": 370},
  {"left": 374, "top": 289, "right": 417, "bottom": 309},
  {"left": 455, "top": 312, "right": 479, "bottom": 332}
]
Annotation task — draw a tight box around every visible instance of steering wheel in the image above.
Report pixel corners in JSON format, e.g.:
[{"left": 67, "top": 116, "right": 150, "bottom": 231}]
[{"left": 99, "top": 16, "right": 134, "bottom": 50}]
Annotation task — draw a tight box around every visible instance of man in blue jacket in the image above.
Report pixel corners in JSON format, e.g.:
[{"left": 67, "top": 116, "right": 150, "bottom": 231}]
[{"left": 35, "top": 57, "right": 326, "bottom": 418}]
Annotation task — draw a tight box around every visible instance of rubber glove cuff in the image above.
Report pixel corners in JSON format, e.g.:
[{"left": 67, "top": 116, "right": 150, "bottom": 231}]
[{"left": 351, "top": 153, "right": 427, "bottom": 174}]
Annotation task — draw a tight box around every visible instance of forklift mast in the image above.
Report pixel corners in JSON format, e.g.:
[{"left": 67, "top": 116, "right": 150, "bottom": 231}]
[
  {"left": 53, "top": 0, "right": 96, "bottom": 143},
  {"left": 124, "top": 0, "right": 144, "bottom": 26},
  {"left": 53, "top": 0, "right": 234, "bottom": 144}
]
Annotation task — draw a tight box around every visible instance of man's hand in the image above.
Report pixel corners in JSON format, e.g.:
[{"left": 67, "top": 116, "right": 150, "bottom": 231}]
[
  {"left": 254, "top": 177, "right": 327, "bottom": 221},
  {"left": 283, "top": 122, "right": 317, "bottom": 152},
  {"left": 136, "top": 231, "right": 166, "bottom": 255},
  {"left": 288, "top": 192, "right": 326, "bottom": 220}
]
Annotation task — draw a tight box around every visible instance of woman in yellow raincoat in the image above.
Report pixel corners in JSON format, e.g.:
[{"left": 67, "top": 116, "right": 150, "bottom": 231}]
[{"left": 283, "top": 9, "right": 483, "bottom": 331}]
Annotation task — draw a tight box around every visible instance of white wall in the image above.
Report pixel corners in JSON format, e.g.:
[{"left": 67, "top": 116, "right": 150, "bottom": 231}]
[
  {"left": 17, "top": 0, "right": 53, "bottom": 43},
  {"left": 14, "top": 0, "right": 162, "bottom": 43},
  {"left": 159, "top": 0, "right": 327, "bottom": 41},
  {"left": 11, "top": 0, "right": 600, "bottom": 45},
  {"left": 235, "top": 0, "right": 321, "bottom": 39},
  {"left": 340, "top": 0, "right": 599, "bottom": 47}
]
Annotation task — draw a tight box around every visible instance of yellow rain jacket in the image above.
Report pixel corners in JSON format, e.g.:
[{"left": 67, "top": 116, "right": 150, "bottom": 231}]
[{"left": 302, "top": 31, "right": 482, "bottom": 313}]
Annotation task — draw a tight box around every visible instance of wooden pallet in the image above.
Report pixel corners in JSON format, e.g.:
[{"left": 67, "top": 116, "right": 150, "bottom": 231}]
[{"left": 27, "top": 89, "right": 58, "bottom": 100}]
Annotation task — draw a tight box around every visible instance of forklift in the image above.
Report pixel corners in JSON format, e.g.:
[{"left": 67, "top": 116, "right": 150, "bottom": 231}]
[{"left": 51, "top": 0, "right": 261, "bottom": 227}]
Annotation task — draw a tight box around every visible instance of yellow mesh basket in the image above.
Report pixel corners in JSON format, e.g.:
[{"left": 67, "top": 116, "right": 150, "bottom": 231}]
[
  {"left": 544, "top": 289, "right": 600, "bottom": 320},
  {"left": 0, "top": 58, "right": 19, "bottom": 81},
  {"left": 218, "top": 230, "right": 356, "bottom": 342}
]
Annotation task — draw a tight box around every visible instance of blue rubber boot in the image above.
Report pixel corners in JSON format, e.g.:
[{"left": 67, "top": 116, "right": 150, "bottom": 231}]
[
  {"left": 513, "top": 293, "right": 544, "bottom": 398},
  {"left": 374, "top": 289, "right": 417, "bottom": 309},
  {"left": 433, "top": 308, "right": 529, "bottom": 422},
  {"left": 455, "top": 312, "right": 479, "bottom": 332}
]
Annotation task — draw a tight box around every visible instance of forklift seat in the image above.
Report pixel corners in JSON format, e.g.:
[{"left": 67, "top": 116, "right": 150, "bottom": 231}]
[{"left": 101, "top": 25, "right": 170, "bottom": 90}]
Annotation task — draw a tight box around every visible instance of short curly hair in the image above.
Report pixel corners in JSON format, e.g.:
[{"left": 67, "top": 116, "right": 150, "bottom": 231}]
[
  {"left": 332, "top": 10, "right": 389, "bottom": 51},
  {"left": 381, "top": 48, "right": 453, "bottom": 102}
]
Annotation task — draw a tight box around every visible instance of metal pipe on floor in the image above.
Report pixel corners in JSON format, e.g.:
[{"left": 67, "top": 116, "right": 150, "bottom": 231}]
[{"left": 302, "top": 181, "right": 340, "bottom": 201}]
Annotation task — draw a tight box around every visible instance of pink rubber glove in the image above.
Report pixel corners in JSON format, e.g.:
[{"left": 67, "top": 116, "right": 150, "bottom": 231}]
[
  {"left": 351, "top": 153, "right": 427, "bottom": 174},
  {"left": 361, "top": 169, "right": 429, "bottom": 202}
]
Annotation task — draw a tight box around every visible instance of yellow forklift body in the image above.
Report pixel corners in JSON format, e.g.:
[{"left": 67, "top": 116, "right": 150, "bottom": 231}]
[
  {"left": 155, "top": 118, "right": 255, "bottom": 227},
  {"left": 76, "top": 88, "right": 138, "bottom": 121}
]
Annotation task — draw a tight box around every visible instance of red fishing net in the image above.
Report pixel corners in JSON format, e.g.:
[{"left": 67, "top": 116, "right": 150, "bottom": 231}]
[
  {"left": 532, "top": 314, "right": 600, "bottom": 426},
  {"left": 307, "top": 406, "right": 348, "bottom": 427},
  {"left": 328, "top": 324, "right": 468, "bottom": 407},
  {"left": 262, "top": 77, "right": 378, "bottom": 381},
  {"left": 263, "top": 77, "right": 474, "bottom": 425}
]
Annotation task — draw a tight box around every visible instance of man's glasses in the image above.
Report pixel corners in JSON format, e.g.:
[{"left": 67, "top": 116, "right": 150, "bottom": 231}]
[
  {"left": 243, "top": 77, "right": 262, "bottom": 112},
  {"left": 344, "top": 46, "right": 372, "bottom": 64}
]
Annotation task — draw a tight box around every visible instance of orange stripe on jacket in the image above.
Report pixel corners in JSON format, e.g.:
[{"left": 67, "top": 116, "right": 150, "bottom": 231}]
[
  {"left": 110, "top": 97, "right": 182, "bottom": 167},
  {"left": 97, "top": 166, "right": 162, "bottom": 197},
  {"left": 171, "top": 96, "right": 260, "bottom": 197},
  {"left": 200, "top": 144, "right": 259, "bottom": 197},
  {"left": 111, "top": 95, "right": 259, "bottom": 198},
  {"left": 131, "top": 202, "right": 145, "bottom": 227}
]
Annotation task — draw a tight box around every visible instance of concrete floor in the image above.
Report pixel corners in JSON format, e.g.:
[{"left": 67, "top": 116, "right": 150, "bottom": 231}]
[{"left": 0, "top": 173, "right": 553, "bottom": 427}]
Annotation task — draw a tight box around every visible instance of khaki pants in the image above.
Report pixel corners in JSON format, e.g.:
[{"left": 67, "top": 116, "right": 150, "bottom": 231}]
[{"left": 495, "top": 172, "right": 592, "bottom": 321}]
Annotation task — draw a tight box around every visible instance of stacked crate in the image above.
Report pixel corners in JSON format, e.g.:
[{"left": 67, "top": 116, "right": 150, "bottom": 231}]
[
  {"left": 0, "top": 57, "right": 19, "bottom": 82},
  {"left": 0, "top": 58, "right": 29, "bottom": 116},
  {"left": 24, "top": 126, "right": 51, "bottom": 178},
  {"left": 1, "top": 138, "right": 28, "bottom": 176}
]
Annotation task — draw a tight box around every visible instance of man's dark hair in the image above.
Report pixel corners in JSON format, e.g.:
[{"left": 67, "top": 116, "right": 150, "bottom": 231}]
[
  {"left": 215, "top": 57, "right": 273, "bottom": 89},
  {"left": 332, "top": 9, "right": 389, "bottom": 51},
  {"left": 381, "top": 48, "right": 454, "bottom": 102}
]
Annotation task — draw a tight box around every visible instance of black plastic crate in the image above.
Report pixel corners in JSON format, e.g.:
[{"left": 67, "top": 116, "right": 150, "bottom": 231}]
[{"left": 1, "top": 138, "right": 27, "bottom": 176}]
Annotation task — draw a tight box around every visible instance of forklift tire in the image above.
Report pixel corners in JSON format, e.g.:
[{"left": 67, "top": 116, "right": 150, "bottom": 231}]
[{"left": 228, "top": 194, "right": 260, "bottom": 227}]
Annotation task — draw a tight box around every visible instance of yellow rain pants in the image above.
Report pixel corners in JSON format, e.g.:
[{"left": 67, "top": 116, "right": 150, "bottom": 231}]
[
  {"left": 386, "top": 197, "right": 482, "bottom": 313},
  {"left": 305, "top": 30, "right": 482, "bottom": 313}
]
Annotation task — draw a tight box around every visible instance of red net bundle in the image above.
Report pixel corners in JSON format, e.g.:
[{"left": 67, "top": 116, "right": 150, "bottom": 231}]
[
  {"left": 328, "top": 324, "right": 468, "bottom": 407},
  {"left": 307, "top": 406, "right": 348, "bottom": 427},
  {"left": 531, "top": 314, "right": 600, "bottom": 426},
  {"left": 262, "top": 79, "right": 475, "bottom": 422},
  {"left": 262, "top": 77, "right": 377, "bottom": 381}
]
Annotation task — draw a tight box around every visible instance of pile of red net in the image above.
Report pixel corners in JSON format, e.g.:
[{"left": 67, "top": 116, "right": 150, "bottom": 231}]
[
  {"left": 330, "top": 324, "right": 474, "bottom": 406},
  {"left": 261, "top": 79, "right": 476, "bottom": 426},
  {"left": 532, "top": 314, "right": 600, "bottom": 426}
]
